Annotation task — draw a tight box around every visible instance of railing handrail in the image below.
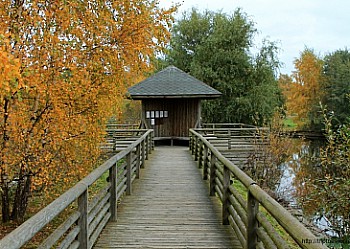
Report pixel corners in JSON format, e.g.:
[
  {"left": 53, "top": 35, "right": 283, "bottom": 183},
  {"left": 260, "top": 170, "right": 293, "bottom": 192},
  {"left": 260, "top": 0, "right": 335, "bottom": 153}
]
[
  {"left": 189, "top": 128, "right": 327, "bottom": 249},
  {"left": 194, "top": 127, "right": 270, "bottom": 132},
  {"left": 105, "top": 129, "right": 149, "bottom": 132},
  {"left": 202, "top": 123, "right": 259, "bottom": 128},
  {"left": 0, "top": 129, "right": 154, "bottom": 249}
]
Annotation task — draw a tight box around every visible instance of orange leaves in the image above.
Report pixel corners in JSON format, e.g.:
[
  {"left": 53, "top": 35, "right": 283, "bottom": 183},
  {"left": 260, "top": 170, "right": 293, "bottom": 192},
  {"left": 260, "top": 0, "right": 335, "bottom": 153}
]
[
  {"left": 0, "top": 36, "right": 24, "bottom": 97},
  {"left": 280, "top": 49, "right": 324, "bottom": 128},
  {"left": 0, "top": 0, "right": 177, "bottom": 221}
]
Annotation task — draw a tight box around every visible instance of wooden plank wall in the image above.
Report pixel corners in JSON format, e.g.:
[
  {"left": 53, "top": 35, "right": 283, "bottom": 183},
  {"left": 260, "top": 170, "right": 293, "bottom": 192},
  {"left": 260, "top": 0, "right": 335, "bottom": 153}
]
[{"left": 142, "top": 99, "right": 200, "bottom": 138}]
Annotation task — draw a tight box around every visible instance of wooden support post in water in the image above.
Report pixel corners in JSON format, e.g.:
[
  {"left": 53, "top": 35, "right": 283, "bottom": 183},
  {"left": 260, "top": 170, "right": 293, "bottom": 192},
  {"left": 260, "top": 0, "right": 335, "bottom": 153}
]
[
  {"left": 209, "top": 154, "right": 217, "bottom": 196},
  {"left": 78, "top": 189, "right": 88, "bottom": 249},
  {"left": 247, "top": 189, "right": 259, "bottom": 249},
  {"left": 135, "top": 144, "right": 141, "bottom": 179},
  {"left": 126, "top": 152, "right": 132, "bottom": 195},
  {"left": 222, "top": 165, "right": 230, "bottom": 225},
  {"left": 109, "top": 163, "right": 117, "bottom": 221},
  {"left": 203, "top": 146, "right": 209, "bottom": 180}
]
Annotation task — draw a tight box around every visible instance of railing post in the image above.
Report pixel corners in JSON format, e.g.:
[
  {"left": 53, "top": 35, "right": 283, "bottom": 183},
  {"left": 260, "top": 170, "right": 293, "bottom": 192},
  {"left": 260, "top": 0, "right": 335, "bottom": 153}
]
[
  {"left": 247, "top": 189, "right": 259, "bottom": 249},
  {"left": 189, "top": 132, "right": 193, "bottom": 152},
  {"left": 147, "top": 133, "right": 152, "bottom": 155},
  {"left": 150, "top": 131, "right": 155, "bottom": 151},
  {"left": 228, "top": 129, "right": 231, "bottom": 149},
  {"left": 109, "top": 163, "right": 117, "bottom": 221},
  {"left": 126, "top": 152, "right": 132, "bottom": 195},
  {"left": 202, "top": 146, "right": 209, "bottom": 180},
  {"left": 222, "top": 165, "right": 230, "bottom": 225},
  {"left": 78, "top": 188, "right": 88, "bottom": 249},
  {"left": 195, "top": 139, "right": 202, "bottom": 162},
  {"left": 192, "top": 136, "right": 197, "bottom": 156},
  {"left": 209, "top": 154, "right": 217, "bottom": 196},
  {"left": 135, "top": 144, "right": 141, "bottom": 179},
  {"left": 145, "top": 136, "right": 149, "bottom": 160},
  {"left": 113, "top": 136, "right": 118, "bottom": 153},
  {"left": 141, "top": 139, "right": 146, "bottom": 168}
]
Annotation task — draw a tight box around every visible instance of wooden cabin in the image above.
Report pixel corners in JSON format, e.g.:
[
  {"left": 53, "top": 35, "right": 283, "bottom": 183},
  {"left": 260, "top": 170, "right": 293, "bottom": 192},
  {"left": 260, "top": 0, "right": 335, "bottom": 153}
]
[{"left": 128, "top": 66, "right": 221, "bottom": 142}]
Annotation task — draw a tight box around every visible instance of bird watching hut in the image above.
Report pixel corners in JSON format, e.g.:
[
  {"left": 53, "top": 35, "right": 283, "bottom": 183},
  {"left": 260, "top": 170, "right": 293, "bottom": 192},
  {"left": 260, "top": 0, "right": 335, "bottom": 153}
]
[{"left": 128, "top": 66, "right": 221, "bottom": 143}]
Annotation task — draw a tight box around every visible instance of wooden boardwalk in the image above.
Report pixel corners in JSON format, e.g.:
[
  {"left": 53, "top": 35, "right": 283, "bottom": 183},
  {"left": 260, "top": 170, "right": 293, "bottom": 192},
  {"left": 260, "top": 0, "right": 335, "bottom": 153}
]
[{"left": 94, "top": 146, "right": 242, "bottom": 249}]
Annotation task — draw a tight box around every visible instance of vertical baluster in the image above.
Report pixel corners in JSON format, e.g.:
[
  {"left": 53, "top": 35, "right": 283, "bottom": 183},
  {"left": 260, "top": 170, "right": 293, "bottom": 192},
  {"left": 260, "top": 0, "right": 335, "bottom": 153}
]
[
  {"left": 192, "top": 136, "right": 197, "bottom": 156},
  {"left": 196, "top": 140, "right": 202, "bottom": 163},
  {"left": 151, "top": 131, "right": 155, "bottom": 151},
  {"left": 247, "top": 189, "right": 258, "bottom": 249},
  {"left": 228, "top": 129, "right": 231, "bottom": 149},
  {"left": 135, "top": 144, "right": 141, "bottom": 179},
  {"left": 209, "top": 154, "right": 217, "bottom": 196},
  {"left": 145, "top": 136, "right": 149, "bottom": 160},
  {"left": 189, "top": 132, "right": 193, "bottom": 152},
  {"left": 78, "top": 189, "right": 88, "bottom": 249},
  {"left": 202, "top": 145, "right": 209, "bottom": 180},
  {"left": 147, "top": 133, "right": 152, "bottom": 155},
  {"left": 126, "top": 152, "right": 132, "bottom": 195},
  {"left": 141, "top": 139, "right": 146, "bottom": 168},
  {"left": 109, "top": 162, "right": 117, "bottom": 221},
  {"left": 222, "top": 165, "right": 230, "bottom": 225}
]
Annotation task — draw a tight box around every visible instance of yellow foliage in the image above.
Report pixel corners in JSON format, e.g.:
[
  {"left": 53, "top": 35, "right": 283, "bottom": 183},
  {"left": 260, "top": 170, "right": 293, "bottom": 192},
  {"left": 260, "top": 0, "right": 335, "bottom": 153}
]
[
  {"left": 0, "top": 0, "right": 177, "bottom": 221},
  {"left": 279, "top": 50, "right": 324, "bottom": 128}
]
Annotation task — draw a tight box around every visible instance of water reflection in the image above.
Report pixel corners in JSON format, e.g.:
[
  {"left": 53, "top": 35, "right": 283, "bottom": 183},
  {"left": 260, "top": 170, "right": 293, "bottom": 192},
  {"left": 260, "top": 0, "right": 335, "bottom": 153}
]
[{"left": 276, "top": 138, "right": 339, "bottom": 237}]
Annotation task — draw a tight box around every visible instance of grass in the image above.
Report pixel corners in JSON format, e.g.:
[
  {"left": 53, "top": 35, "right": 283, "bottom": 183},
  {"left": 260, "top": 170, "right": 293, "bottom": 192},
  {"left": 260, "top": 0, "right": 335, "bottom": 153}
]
[
  {"left": 231, "top": 179, "right": 300, "bottom": 248},
  {"left": 283, "top": 117, "right": 298, "bottom": 130}
]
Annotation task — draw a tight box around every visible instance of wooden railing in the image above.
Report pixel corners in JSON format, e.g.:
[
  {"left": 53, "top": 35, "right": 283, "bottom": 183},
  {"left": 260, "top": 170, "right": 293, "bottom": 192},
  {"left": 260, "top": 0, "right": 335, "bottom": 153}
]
[
  {"left": 105, "top": 123, "right": 140, "bottom": 129},
  {"left": 194, "top": 127, "right": 269, "bottom": 149},
  {"left": 0, "top": 129, "right": 154, "bottom": 249},
  {"left": 202, "top": 123, "right": 258, "bottom": 129},
  {"left": 103, "top": 129, "right": 154, "bottom": 152},
  {"left": 189, "top": 129, "right": 327, "bottom": 249}
]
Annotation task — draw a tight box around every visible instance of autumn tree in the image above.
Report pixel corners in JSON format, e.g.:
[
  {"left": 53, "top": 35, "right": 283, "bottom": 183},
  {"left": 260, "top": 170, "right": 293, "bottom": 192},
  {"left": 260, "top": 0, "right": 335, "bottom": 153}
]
[
  {"left": 0, "top": 0, "right": 176, "bottom": 222},
  {"left": 280, "top": 49, "right": 324, "bottom": 129},
  {"left": 165, "top": 9, "right": 283, "bottom": 125}
]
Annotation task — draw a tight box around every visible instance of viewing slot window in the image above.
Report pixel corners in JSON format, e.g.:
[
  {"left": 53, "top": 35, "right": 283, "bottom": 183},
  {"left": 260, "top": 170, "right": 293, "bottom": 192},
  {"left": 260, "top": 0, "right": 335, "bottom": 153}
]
[{"left": 146, "top": 110, "right": 168, "bottom": 126}]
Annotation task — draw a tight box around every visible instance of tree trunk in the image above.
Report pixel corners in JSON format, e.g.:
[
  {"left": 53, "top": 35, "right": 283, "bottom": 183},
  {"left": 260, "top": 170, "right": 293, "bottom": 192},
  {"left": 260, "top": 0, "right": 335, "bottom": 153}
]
[
  {"left": 1, "top": 183, "right": 11, "bottom": 223},
  {"left": 11, "top": 175, "right": 31, "bottom": 222},
  {"left": 1, "top": 98, "right": 11, "bottom": 223}
]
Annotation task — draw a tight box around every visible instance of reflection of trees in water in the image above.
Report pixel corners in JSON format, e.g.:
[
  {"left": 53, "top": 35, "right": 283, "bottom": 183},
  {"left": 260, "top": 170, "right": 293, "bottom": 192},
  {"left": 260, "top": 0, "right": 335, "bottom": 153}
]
[
  {"left": 293, "top": 138, "right": 350, "bottom": 239},
  {"left": 246, "top": 129, "right": 301, "bottom": 195},
  {"left": 246, "top": 125, "right": 350, "bottom": 240}
]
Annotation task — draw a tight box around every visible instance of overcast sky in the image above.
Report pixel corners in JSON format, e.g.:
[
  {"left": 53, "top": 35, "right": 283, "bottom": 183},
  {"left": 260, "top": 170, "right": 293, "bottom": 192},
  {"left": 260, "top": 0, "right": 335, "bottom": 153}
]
[{"left": 158, "top": 0, "right": 350, "bottom": 75}]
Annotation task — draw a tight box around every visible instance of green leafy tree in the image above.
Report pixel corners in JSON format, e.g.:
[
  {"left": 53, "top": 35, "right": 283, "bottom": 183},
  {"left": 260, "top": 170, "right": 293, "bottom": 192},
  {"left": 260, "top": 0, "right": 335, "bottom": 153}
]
[
  {"left": 322, "top": 49, "right": 350, "bottom": 126},
  {"left": 166, "top": 9, "right": 283, "bottom": 125}
]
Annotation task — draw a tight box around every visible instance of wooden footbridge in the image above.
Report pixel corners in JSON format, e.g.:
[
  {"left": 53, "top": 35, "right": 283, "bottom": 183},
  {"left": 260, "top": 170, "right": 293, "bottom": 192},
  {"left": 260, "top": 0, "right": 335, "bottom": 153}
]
[{"left": 0, "top": 126, "right": 326, "bottom": 249}]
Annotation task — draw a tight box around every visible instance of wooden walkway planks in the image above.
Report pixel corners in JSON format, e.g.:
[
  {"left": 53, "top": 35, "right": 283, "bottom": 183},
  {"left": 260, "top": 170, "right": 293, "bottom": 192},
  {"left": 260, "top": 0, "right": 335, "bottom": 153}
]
[{"left": 93, "top": 146, "right": 242, "bottom": 249}]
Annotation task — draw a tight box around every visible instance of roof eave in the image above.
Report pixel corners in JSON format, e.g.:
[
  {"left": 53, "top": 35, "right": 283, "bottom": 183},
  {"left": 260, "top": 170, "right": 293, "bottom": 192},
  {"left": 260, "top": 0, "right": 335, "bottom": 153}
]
[{"left": 129, "top": 94, "right": 222, "bottom": 100}]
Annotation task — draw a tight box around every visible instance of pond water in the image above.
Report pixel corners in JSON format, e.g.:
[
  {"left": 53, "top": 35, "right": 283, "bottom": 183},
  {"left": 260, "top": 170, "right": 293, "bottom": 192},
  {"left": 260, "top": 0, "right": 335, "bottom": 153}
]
[{"left": 275, "top": 138, "right": 339, "bottom": 237}]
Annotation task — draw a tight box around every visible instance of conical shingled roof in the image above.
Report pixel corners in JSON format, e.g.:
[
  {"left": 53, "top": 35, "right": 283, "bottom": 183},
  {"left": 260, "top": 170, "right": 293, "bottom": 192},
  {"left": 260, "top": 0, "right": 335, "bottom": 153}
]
[{"left": 128, "top": 66, "right": 222, "bottom": 99}]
